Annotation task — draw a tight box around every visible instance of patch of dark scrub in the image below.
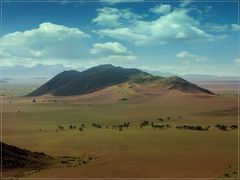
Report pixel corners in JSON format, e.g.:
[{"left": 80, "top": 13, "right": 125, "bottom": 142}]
[
  {"left": 92, "top": 123, "right": 102, "bottom": 129},
  {"left": 196, "top": 107, "right": 238, "bottom": 117},
  {"left": 1, "top": 142, "right": 54, "bottom": 170},
  {"left": 112, "top": 122, "right": 130, "bottom": 131},
  {"left": 119, "top": 98, "right": 128, "bottom": 101},
  {"left": 59, "top": 154, "right": 97, "bottom": 167},
  {"left": 215, "top": 124, "right": 228, "bottom": 131},
  {"left": 230, "top": 125, "right": 238, "bottom": 130},
  {"left": 215, "top": 124, "right": 238, "bottom": 131},
  {"left": 176, "top": 125, "right": 209, "bottom": 131}
]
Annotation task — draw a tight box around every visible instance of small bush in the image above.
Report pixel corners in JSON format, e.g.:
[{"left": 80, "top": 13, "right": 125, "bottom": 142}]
[
  {"left": 61, "top": 161, "right": 69, "bottom": 164},
  {"left": 230, "top": 125, "right": 238, "bottom": 130},
  {"left": 224, "top": 173, "right": 229, "bottom": 177},
  {"left": 119, "top": 98, "right": 128, "bottom": 101}
]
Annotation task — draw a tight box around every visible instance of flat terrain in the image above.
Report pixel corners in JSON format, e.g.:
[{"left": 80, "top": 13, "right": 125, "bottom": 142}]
[
  {"left": 1, "top": 82, "right": 239, "bottom": 178},
  {"left": 195, "top": 80, "right": 239, "bottom": 96}
]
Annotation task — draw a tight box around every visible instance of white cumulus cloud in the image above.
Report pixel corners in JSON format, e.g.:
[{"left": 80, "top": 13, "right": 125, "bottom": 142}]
[
  {"left": 180, "top": 0, "right": 192, "bottom": 7},
  {"left": 94, "top": 7, "right": 213, "bottom": 45},
  {"left": 0, "top": 22, "right": 91, "bottom": 66},
  {"left": 103, "top": 54, "right": 137, "bottom": 61},
  {"left": 90, "top": 42, "right": 136, "bottom": 61},
  {"left": 150, "top": 4, "right": 171, "bottom": 14},
  {"left": 90, "top": 42, "right": 132, "bottom": 55},
  {"left": 176, "top": 51, "right": 207, "bottom": 64},
  {"left": 99, "top": 0, "right": 143, "bottom": 4},
  {"left": 231, "top": 24, "right": 240, "bottom": 31},
  {"left": 203, "top": 23, "right": 240, "bottom": 32},
  {"left": 92, "top": 7, "right": 141, "bottom": 27}
]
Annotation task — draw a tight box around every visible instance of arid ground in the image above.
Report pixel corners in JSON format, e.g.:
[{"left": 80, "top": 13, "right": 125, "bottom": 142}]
[{"left": 2, "top": 81, "right": 239, "bottom": 179}]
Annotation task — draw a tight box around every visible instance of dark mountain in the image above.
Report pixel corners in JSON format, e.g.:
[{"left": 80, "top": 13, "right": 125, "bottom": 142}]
[
  {"left": 1, "top": 142, "right": 53, "bottom": 169},
  {"left": 28, "top": 64, "right": 149, "bottom": 96},
  {"left": 27, "top": 64, "right": 214, "bottom": 96}
]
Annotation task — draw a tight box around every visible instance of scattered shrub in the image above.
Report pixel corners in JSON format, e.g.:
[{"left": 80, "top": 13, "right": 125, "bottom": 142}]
[
  {"left": 140, "top": 120, "right": 149, "bottom": 128},
  {"left": 61, "top": 161, "right": 69, "bottom": 164},
  {"left": 58, "top": 125, "right": 64, "bottom": 131},
  {"left": 158, "top": 118, "right": 164, "bottom": 122},
  {"left": 230, "top": 125, "right": 238, "bottom": 130},
  {"left": 215, "top": 124, "right": 228, "bottom": 131},
  {"left": 119, "top": 98, "right": 128, "bottom": 101},
  {"left": 92, "top": 123, "right": 101, "bottom": 128},
  {"left": 224, "top": 173, "right": 229, "bottom": 177},
  {"left": 176, "top": 125, "right": 209, "bottom": 131}
]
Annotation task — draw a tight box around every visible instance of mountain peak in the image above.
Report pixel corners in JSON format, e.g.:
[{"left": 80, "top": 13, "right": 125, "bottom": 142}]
[
  {"left": 164, "top": 75, "right": 214, "bottom": 95},
  {"left": 27, "top": 65, "right": 214, "bottom": 96},
  {"left": 27, "top": 65, "right": 148, "bottom": 96},
  {"left": 93, "top": 64, "right": 115, "bottom": 69}
]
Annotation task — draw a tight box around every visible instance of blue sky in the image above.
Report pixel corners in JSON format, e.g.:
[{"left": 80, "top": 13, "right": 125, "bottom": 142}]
[{"left": 0, "top": 0, "right": 240, "bottom": 76}]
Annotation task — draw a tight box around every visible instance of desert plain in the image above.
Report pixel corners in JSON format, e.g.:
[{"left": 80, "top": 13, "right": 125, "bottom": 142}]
[{"left": 1, "top": 80, "right": 239, "bottom": 179}]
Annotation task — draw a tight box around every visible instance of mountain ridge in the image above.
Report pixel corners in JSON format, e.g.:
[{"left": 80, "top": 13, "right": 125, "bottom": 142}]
[{"left": 27, "top": 64, "right": 214, "bottom": 96}]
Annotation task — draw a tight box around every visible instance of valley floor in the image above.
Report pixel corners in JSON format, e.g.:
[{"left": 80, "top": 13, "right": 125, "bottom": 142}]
[{"left": 1, "top": 85, "right": 239, "bottom": 179}]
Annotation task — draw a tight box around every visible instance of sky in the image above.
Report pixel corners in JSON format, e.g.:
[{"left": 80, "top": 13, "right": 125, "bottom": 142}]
[{"left": 0, "top": 0, "right": 240, "bottom": 76}]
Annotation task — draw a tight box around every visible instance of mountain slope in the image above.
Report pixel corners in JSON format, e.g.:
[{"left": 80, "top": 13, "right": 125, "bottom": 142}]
[
  {"left": 27, "top": 64, "right": 214, "bottom": 96},
  {"left": 1, "top": 142, "right": 54, "bottom": 169},
  {"left": 28, "top": 64, "right": 149, "bottom": 96},
  {"left": 163, "top": 76, "right": 214, "bottom": 95}
]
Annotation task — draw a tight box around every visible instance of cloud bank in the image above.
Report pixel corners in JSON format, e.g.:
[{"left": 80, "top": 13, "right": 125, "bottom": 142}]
[
  {"left": 90, "top": 42, "right": 132, "bottom": 55},
  {"left": 176, "top": 51, "right": 207, "bottom": 64},
  {"left": 90, "top": 42, "right": 136, "bottom": 62},
  {"left": 93, "top": 6, "right": 214, "bottom": 45},
  {"left": 0, "top": 22, "right": 90, "bottom": 66},
  {"left": 150, "top": 4, "right": 171, "bottom": 14}
]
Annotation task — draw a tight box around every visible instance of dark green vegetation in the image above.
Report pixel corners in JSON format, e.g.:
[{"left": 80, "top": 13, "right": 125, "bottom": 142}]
[
  {"left": 28, "top": 64, "right": 214, "bottom": 96},
  {"left": 215, "top": 124, "right": 238, "bottom": 131},
  {"left": 56, "top": 120, "right": 238, "bottom": 132},
  {"left": 176, "top": 125, "right": 209, "bottom": 131},
  {"left": 1, "top": 142, "right": 54, "bottom": 169}
]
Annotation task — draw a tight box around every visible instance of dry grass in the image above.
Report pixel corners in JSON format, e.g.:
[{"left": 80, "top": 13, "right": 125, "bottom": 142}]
[{"left": 2, "top": 83, "right": 239, "bottom": 178}]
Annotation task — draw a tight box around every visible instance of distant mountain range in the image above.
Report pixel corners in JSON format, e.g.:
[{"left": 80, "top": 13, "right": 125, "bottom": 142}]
[
  {"left": 146, "top": 71, "right": 240, "bottom": 82},
  {"left": 0, "top": 64, "right": 84, "bottom": 84},
  {"left": 1, "top": 64, "right": 238, "bottom": 85},
  {"left": 27, "top": 64, "right": 214, "bottom": 96}
]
